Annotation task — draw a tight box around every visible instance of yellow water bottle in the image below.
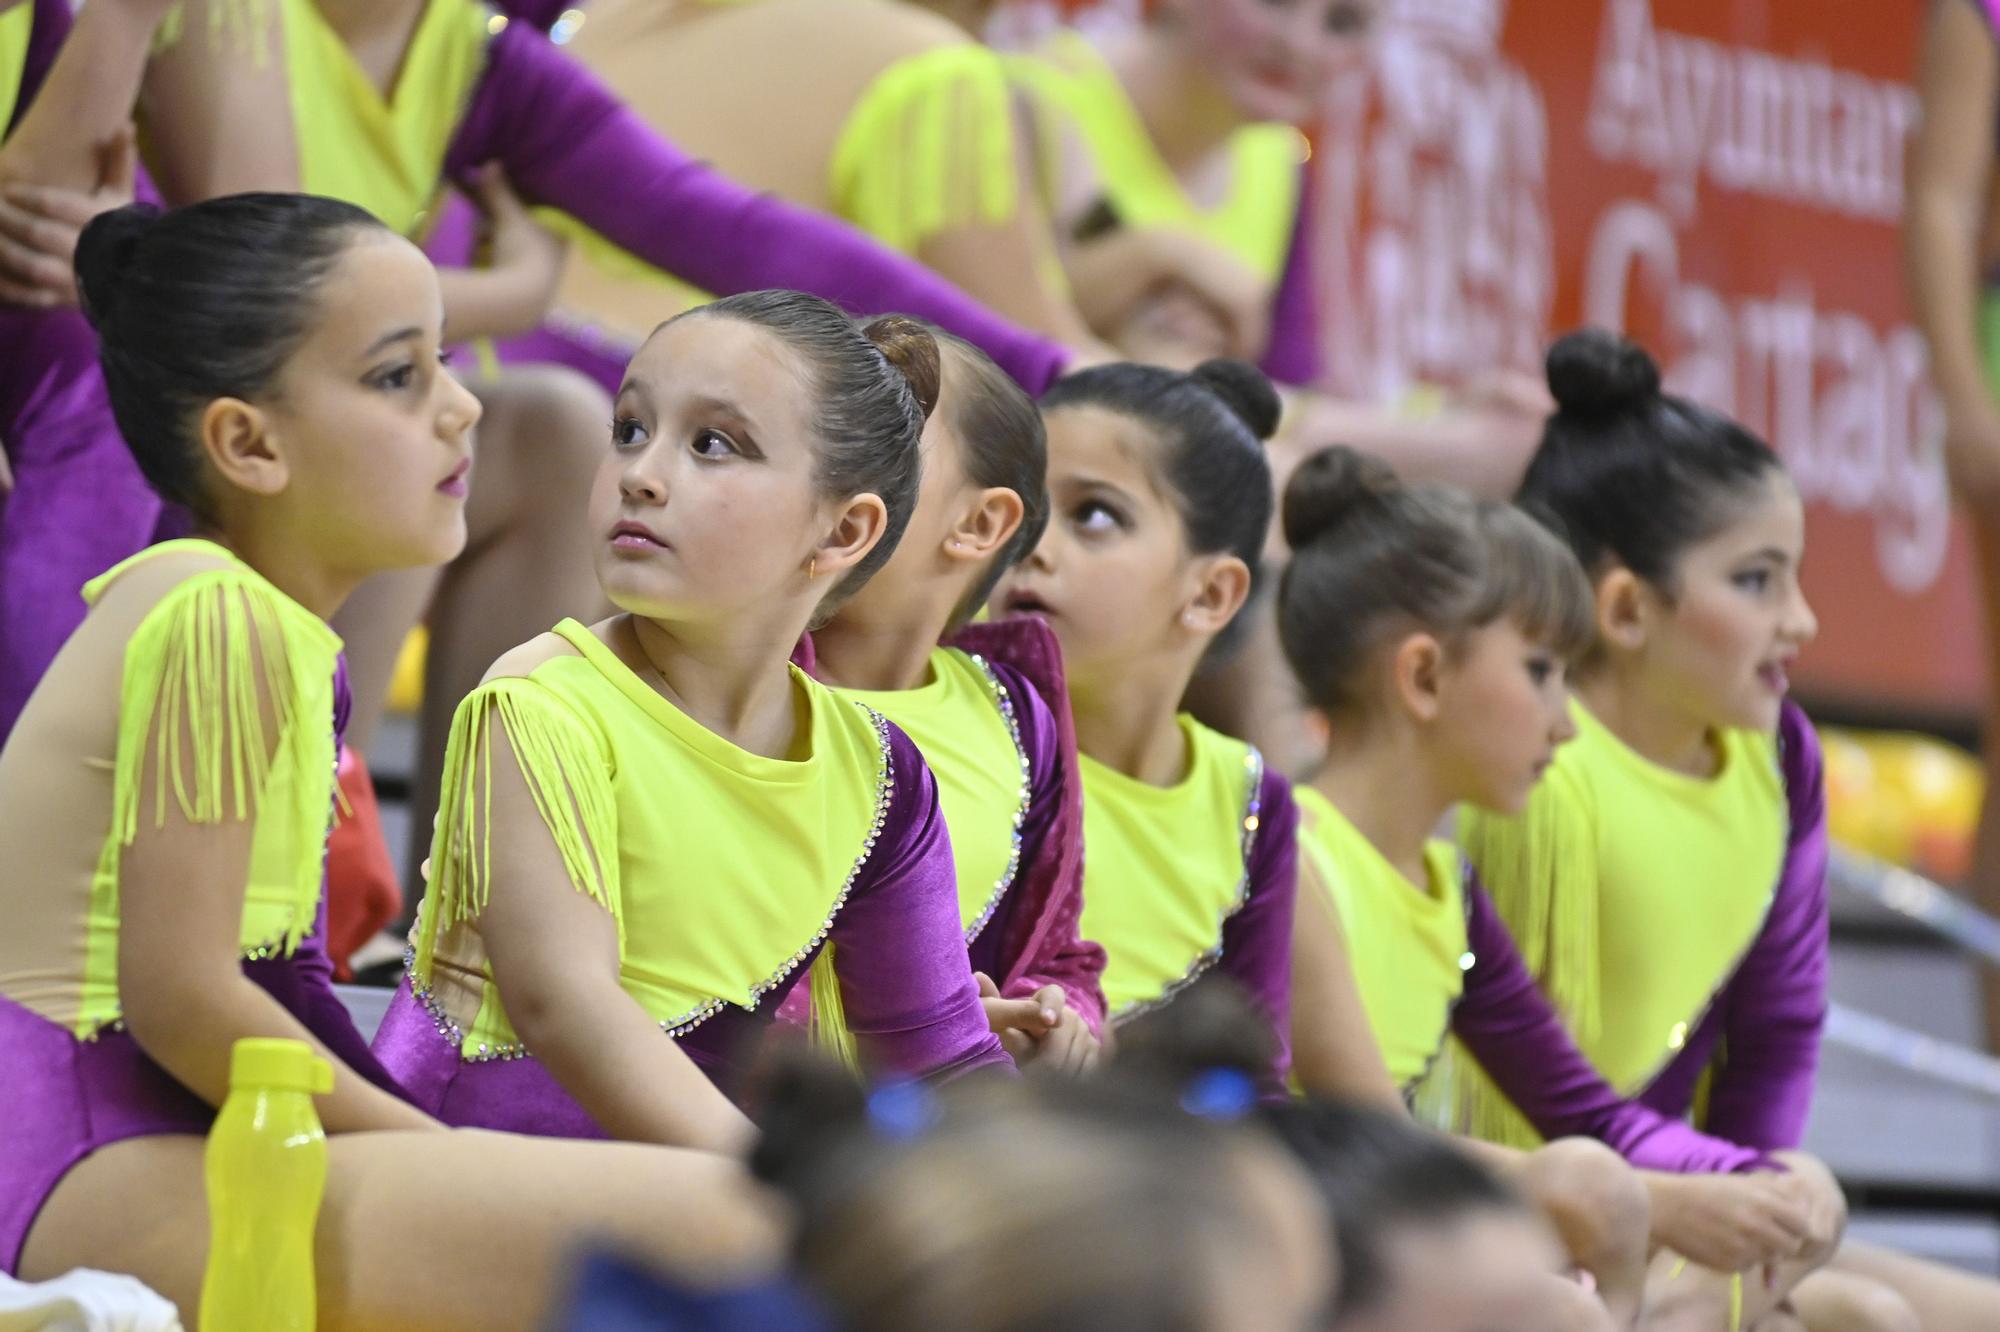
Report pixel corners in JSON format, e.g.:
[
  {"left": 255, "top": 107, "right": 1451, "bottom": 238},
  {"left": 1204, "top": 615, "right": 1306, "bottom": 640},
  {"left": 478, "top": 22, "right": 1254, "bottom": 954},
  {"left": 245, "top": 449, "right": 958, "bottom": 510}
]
[{"left": 198, "top": 1037, "right": 334, "bottom": 1332}]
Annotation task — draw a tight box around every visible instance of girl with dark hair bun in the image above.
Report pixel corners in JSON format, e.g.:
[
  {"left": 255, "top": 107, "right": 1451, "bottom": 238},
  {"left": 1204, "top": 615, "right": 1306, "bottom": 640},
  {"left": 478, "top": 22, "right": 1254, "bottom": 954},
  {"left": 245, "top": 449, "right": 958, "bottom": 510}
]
[
  {"left": 1275, "top": 444, "right": 1854, "bottom": 1327},
  {"left": 377, "top": 292, "right": 1012, "bottom": 1145},
  {"left": 990, "top": 357, "right": 1300, "bottom": 1086},
  {"left": 0, "top": 195, "right": 781, "bottom": 1325},
  {"left": 1456, "top": 328, "right": 1967, "bottom": 1328},
  {"left": 806, "top": 325, "right": 1107, "bottom": 1073}
]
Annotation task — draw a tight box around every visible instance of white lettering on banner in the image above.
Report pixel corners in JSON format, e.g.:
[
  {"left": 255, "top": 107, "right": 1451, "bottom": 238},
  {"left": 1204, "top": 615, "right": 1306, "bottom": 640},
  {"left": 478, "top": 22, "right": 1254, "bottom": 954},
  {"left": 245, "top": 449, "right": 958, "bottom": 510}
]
[
  {"left": 1316, "top": 3, "right": 1553, "bottom": 400},
  {"left": 1588, "top": 0, "right": 1917, "bottom": 223},
  {"left": 1585, "top": 199, "right": 1951, "bottom": 595}
]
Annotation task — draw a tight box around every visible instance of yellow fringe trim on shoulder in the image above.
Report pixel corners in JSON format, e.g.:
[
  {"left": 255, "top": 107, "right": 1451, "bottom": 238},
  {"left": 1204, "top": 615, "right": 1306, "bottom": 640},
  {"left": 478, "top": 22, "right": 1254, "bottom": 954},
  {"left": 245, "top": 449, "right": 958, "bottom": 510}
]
[
  {"left": 151, "top": 0, "right": 273, "bottom": 66},
  {"left": 108, "top": 570, "right": 335, "bottom": 960},
  {"left": 1448, "top": 767, "right": 1602, "bottom": 1147},
  {"left": 412, "top": 680, "right": 622, "bottom": 985},
  {"left": 831, "top": 44, "right": 1021, "bottom": 255}
]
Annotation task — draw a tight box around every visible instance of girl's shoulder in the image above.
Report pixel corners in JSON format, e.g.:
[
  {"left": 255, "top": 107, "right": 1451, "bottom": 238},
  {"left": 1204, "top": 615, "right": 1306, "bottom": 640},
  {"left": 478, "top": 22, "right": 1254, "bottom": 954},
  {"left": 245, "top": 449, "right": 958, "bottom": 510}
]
[{"left": 481, "top": 627, "right": 588, "bottom": 685}]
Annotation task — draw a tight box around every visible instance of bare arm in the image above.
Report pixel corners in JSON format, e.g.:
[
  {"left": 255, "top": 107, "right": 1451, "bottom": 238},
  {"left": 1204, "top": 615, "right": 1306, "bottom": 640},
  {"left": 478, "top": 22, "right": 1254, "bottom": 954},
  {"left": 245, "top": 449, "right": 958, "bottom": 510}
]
[
  {"left": 1906, "top": 0, "right": 2000, "bottom": 493},
  {"left": 1287, "top": 854, "right": 1407, "bottom": 1111},
  {"left": 0, "top": 0, "right": 171, "bottom": 190},
  {"left": 137, "top": 0, "right": 298, "bottom": 204},
  {"left": 912, "top": 138, "right": 1108, "bottom": 355},
  {"left": 116, "top": 595, "right": 434, "bottom": 1134},
  {"left": 470, "top": 715, "right": 755, "bottom": 1153},
  {"left": 120, "top": 790, "right": 437, "bottom": 1132}
]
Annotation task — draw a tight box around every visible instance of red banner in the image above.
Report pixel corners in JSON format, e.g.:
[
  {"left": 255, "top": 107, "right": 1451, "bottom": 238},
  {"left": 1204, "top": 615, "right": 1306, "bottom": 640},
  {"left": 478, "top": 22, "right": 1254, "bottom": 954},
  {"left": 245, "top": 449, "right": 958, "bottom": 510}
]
[{"left": 1020, "top": 0, "right": 1982, "bottom": 721}]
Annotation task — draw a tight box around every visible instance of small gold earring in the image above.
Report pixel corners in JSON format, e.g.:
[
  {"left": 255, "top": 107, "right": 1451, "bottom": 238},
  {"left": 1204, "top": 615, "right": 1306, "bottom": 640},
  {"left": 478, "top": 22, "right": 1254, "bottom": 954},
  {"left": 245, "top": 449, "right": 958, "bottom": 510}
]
[{"left": 808, "top": 555, "right": 818, "bottom": 579}]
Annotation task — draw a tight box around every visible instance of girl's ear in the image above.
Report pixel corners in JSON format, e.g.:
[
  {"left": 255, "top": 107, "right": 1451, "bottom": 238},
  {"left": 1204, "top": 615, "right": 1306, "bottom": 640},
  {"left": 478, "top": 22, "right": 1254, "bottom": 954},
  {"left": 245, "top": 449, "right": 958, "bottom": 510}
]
[
  {"left": 200, "top": 398, "right": 289, "bottom": 498},
  {"left": 1389, "top": 631, "right": 1445, "bottom": 723},
  {"left": 809, "top": 492, "right": 891, "bottom": 583},
  {"left": 944, "top": 487, "right": 1025, "bottom": 565},
  {"left": 1179, "top": 553, "right": 1251, "bottom": 637},
  {"left": 1595, "top": 565, "right": 1652, "bottom": 654}
]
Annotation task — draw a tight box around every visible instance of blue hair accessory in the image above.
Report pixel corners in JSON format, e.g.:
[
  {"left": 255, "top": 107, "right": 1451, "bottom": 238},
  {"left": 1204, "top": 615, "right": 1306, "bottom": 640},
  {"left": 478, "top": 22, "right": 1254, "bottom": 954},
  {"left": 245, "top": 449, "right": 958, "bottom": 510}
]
[
  {"left": 866, "top": 1080, "right": 938, "bottom": 1142},
  {"left": 1180, "top": 1067, "right": 1258, "bottom": 1121}
]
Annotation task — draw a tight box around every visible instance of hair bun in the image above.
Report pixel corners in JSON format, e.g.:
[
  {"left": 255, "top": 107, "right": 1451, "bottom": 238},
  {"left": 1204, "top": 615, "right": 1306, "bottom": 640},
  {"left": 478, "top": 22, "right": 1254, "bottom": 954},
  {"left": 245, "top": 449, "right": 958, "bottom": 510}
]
[
  {"left": 74, "top": 203, "right": 164, "bottom": 331},
  {"left": 1281, "top": 445, "right": 1401, "bottom": 551},
  {"left": 864, "top": 315, "right": 942, "bottom": 424},
  {"left": 1545, "top": 327, "right": 1660, "bottom": 419},
  {"left": 1190, "top": 359, "right": 1281, "bottom": 443}
]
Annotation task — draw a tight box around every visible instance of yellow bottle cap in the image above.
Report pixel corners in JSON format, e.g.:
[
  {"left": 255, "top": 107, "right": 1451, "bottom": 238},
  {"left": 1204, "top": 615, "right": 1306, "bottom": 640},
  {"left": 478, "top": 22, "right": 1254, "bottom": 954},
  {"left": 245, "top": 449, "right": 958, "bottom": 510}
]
[{"left": 228, "top": 1038, "right": 335, "bottom": 1095}]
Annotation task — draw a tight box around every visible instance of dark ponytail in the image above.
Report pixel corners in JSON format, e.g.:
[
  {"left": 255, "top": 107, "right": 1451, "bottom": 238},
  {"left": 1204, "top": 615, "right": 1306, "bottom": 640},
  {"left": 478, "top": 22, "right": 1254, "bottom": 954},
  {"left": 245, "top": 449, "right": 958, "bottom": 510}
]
[{"left": 76, "top": 194, "right": 390, "bottom": 519}]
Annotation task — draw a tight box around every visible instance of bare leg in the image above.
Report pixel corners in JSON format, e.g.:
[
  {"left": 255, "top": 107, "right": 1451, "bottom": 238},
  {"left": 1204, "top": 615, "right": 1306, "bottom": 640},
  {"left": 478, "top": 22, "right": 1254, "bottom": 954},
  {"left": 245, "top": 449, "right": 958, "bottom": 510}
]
[
  {"left": 1787, "top": 1269, "right": 1922, "bottom": 1332},
  {"left": 1509, "top": 1139, "right": 1652, "bottom": 1332},
  {"left": 21, "top": 1130, "right": 782, "bottom": 1332},
  {"left": 1538, "top": 1273, "right": 1620, "bottom": 1332},
  {"left": 1642, "top": 1154, "right": 1848, "bottom": 1332},
  {"left": 1827, "top": 1239, "right": 2000, "bottom": 1331},
  {"left": 1752, "top": 1313, "right": 1808, "bottom": 1332}
]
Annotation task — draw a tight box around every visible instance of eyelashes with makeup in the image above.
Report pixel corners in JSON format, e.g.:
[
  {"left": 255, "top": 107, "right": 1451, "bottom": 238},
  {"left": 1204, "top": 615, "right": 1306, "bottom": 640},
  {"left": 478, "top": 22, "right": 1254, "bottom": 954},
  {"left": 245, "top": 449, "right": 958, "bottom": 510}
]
[{"left": 608, "top": 420, "right": 745, "bottom": 460}]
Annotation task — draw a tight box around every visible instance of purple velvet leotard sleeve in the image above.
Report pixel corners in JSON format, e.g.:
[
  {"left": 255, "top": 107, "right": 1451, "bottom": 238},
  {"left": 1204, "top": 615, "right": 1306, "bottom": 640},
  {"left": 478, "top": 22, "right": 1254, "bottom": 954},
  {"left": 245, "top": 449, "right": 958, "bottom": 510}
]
[
  {"left": 1452, "top": 875, "right": 1766, "bottom": 1173},
  {"left": 1625, "top": 703, "right": 1830, "bottom": 1152},
  {"left": 442, "top": 25, "right": 1071, "bottom": 396},
  {"left": 945, "top": 624, "right": 1106, "bottom": 1035},
  {"left": 1217, "top": 765, "right": 1299, "bottom": 1083},
  {"left": 827, "top": 721, "right": 1014, "bottom": 1082},
  {"left": 1258, "top": 161, "right": 1321, "bottom": 388},
  {"left": 1697, "top": 702, "right": 1830, "bottom": 1150}
]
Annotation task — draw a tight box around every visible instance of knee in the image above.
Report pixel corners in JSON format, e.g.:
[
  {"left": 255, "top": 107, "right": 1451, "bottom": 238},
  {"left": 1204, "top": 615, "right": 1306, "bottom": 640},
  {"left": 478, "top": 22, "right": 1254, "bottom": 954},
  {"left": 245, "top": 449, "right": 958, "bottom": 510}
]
[
  {"left": 1805, "top": 1277, "right": 1923, "bottom": 1332},
  {"left": 1538, "top": 1275, "right": 1618, "bottom": 1332},
  {"left": 474, "top": 365, "right": 613, "bottom": 492},
  {"left": 1517, "top": 1138, "right": 1651, "bottom": 1266}
]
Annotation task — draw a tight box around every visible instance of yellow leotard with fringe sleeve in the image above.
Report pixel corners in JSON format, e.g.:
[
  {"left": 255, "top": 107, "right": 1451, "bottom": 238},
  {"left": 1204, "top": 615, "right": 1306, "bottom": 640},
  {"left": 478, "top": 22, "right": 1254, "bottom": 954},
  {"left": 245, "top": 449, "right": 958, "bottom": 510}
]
[
  {"left": 1450, "top": 698, "right": 1787, "bottom": 1148},
  {"left": 408, "top": 618, "right": 894, "bottom": 1064},
  {"left": 1006, "top": 29, "right": 1306, "bottom": 284},
  {"left": 68, "top": 539, "right": 343, "bottom": 1039},
  {"left": 1294, "top": 786, "right": 1468, "bottom": 1091}
]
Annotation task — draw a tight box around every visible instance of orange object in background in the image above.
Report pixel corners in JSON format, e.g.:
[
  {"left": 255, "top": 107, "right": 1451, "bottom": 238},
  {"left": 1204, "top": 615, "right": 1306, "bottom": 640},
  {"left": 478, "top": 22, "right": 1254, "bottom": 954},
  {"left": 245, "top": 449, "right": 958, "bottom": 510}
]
[
  {"left": 326, "top": 748, "right": 402, "bottom": 980},
  {"left": 1822, "top": 728, "right": 1984, "bottom": 884}
]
